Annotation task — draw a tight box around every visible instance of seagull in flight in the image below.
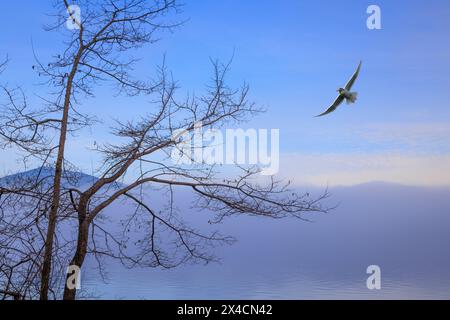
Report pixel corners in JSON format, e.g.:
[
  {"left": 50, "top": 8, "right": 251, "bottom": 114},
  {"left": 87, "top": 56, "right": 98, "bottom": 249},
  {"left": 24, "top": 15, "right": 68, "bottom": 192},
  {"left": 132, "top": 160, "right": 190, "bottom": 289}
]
[{"left": 316, "top": 61, "right": 362, "bottom": 117}]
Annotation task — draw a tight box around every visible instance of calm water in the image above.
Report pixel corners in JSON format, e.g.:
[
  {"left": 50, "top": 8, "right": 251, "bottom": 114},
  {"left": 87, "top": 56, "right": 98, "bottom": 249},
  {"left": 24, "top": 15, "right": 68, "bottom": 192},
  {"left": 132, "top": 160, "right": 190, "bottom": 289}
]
[{"left": 81, "top": 183, "right": 450, "bottom": 299}]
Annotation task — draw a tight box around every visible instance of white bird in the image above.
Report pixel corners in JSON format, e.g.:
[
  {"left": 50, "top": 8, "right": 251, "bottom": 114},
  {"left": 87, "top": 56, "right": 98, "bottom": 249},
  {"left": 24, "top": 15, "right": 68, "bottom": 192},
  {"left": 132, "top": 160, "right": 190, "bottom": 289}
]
[{"left": 316, "top": 61, "right": 362, "bottom": 117}]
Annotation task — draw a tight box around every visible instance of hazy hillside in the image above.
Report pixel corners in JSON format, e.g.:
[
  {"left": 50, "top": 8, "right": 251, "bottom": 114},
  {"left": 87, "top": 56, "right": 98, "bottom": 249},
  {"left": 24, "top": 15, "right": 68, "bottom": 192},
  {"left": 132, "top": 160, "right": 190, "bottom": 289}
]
[{"left": 3, "top": 169, "right": 450, "bottom": 298}]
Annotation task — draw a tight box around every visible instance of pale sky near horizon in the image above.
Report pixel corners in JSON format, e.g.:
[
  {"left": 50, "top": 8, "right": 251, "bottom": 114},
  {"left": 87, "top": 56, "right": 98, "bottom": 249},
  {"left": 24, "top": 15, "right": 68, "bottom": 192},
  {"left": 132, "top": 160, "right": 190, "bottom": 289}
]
[{"left": 1, "top": 0, "right": 450, "bottom": 186}]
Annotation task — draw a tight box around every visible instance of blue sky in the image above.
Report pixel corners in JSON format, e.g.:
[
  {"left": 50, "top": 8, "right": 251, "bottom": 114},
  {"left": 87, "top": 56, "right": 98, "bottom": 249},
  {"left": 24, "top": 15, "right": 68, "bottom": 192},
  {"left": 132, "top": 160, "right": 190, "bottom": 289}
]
[{"left": 1, "top": 0, "right": 450, "bottom": 186}]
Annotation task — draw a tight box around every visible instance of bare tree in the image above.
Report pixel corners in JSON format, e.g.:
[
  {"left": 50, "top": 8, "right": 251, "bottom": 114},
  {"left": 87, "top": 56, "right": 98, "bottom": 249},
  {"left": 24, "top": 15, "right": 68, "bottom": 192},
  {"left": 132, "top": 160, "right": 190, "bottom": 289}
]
[
  {"left": 1, "top": 166, "right": 94, "bottom": 300},
  {"left": 2, "top": 0, "right": 181, "bottom": 299},
  {"left": 34, "top": 0, "right": 180, "bottom": 300},
  {"left": 0, "top": 169, "right": 55, "bottom": 300},
  {"left": 0, "top": 1, "right": 328, "bottom": 300},
  {"left": 58, "top": 60, "right": 328, "bottom": 299}
]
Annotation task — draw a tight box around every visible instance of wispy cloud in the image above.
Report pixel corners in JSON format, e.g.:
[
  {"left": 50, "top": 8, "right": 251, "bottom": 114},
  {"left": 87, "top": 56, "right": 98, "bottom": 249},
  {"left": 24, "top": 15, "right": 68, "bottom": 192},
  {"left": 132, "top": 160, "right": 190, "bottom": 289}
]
[
  {"left": 291, "top": 122, "right": 450, "bottom": 153},
  {"left": 353, "top": 123, "right": 450, "bottom": 153},
  {"left": 279, "top": 152, "right": 450, "bottom": 187}
]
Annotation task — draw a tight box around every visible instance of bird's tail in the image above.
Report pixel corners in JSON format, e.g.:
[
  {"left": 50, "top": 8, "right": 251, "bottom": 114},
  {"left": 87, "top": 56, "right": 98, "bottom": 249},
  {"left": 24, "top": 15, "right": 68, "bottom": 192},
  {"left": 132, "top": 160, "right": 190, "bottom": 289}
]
[{"left": 347, "top": 92, "right": 358, "bottom": 104}]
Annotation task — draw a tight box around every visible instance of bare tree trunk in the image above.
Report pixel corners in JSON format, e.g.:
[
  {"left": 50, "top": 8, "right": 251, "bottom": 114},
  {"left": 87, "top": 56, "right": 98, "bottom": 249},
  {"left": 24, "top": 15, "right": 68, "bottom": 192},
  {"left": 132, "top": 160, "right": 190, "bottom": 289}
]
[
  {"left": 63, "top": 216, "right": 89, "bottom": 300},
  {"left": 40, "top": 51, "right": 83, "bottom": 300}
]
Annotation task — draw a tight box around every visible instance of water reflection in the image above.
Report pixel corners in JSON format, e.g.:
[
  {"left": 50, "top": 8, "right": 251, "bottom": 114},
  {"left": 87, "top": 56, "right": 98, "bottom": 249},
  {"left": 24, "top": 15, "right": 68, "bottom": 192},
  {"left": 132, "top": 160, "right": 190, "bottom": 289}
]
[{"left": 82, "top": 183, "right": 450, "bottom": 299}]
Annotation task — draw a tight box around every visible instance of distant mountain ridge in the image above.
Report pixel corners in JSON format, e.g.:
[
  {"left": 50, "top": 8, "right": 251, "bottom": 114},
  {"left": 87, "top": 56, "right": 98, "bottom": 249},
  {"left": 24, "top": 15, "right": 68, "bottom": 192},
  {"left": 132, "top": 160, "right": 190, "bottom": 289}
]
[
  {"left": 2, "top": 168, "right": 448, "bottom": 191},
  {"left": 0, "top": 167, "right": 99, "bottom": 188}
]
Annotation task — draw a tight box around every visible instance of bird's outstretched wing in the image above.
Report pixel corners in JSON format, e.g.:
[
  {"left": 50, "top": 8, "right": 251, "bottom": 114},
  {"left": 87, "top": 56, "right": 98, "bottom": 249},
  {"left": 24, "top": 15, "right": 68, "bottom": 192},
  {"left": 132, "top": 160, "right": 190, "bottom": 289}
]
[
  {"left": 344, "top": 61, "right": 362, "bottom": 91},
  {"left": 315, "top": 95, "right": 345, "bottom": 117}
]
